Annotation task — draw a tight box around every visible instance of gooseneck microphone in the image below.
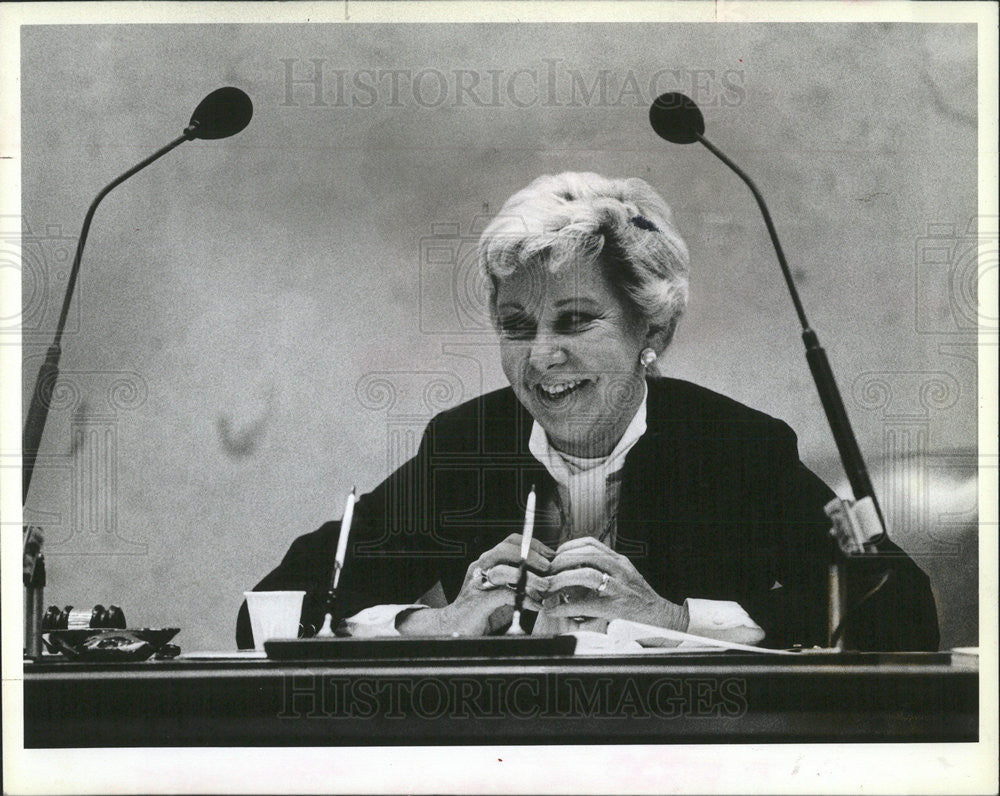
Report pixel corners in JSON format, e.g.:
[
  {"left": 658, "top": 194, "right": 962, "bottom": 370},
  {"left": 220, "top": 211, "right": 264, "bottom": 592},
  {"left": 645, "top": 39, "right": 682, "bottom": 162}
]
[
  {"left": 22, "top": 87, "right": 253, "bottom": 503},
  {"left": 648, "top": 91, "right": 887, "bottom": 540}
]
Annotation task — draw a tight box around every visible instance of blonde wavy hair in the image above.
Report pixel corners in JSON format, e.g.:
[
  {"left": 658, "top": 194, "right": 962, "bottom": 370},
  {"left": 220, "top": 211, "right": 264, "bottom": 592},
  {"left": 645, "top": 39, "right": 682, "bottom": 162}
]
[{"left": 477, "top": 172, "right": 690, "bottom": 350}]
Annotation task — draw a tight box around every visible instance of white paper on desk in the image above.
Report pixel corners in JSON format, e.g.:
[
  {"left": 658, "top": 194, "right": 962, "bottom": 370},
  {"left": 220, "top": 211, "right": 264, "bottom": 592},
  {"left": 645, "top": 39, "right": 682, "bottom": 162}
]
[
  {"left": 179, "top": 650, "right": 267, "bottom": 659},
  {"left": 568, "top": 619, "right": 794, "bottom": 655}
]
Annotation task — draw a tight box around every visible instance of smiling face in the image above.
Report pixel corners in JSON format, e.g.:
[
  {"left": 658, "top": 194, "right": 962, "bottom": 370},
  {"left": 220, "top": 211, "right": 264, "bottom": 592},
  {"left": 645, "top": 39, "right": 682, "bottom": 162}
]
[{"left": 494, "top": 255, "right": 651, "bottom": 457}]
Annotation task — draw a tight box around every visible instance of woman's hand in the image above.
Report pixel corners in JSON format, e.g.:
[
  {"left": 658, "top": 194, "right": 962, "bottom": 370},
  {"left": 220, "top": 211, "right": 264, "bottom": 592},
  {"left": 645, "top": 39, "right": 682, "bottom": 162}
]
[
  {"left": 397, "top": 534, "right": 554, "bottom": 636},
  {"left": 540, "top": 537, "right": 689, "bottom": 631}
]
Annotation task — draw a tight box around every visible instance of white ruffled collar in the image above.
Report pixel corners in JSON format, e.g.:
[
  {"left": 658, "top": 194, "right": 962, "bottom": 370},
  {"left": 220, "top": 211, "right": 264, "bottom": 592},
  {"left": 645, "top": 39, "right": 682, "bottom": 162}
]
[{"left": 528, "top": 381, "right": 648, "bottom": 493}]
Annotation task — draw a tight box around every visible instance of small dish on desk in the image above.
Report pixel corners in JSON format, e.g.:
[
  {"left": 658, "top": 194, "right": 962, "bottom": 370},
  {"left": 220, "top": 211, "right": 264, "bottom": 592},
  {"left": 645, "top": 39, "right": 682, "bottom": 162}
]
[{"left": 43, "top": 628, "right": 180, "bottom": 662}]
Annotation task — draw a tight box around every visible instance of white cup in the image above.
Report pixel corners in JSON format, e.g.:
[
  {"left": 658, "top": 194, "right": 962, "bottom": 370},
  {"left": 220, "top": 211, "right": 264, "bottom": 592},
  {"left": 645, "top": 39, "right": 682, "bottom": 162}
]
[{"left": 243, "top": 591, "right": 305, "bottom": 650}]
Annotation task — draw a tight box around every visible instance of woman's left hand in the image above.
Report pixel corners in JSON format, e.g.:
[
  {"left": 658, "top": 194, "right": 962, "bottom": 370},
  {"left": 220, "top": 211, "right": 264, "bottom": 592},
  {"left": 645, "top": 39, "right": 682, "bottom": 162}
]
[{"left": 540, "top": 537, "right": 689, "bottom": 631}]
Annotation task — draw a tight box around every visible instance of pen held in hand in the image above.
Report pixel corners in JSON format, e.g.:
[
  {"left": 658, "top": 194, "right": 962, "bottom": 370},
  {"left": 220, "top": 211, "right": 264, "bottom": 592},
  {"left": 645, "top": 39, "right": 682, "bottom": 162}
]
[
  {"left": 507, "top": 484, "right": 536, "bottom": 635},
  {"left": 518, "top": 486, "right": 535, "bottom": 561}
]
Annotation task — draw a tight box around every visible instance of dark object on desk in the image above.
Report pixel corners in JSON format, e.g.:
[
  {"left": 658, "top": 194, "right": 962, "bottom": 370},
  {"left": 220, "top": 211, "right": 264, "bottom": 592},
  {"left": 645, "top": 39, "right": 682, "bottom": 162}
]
[
  {"left": 23, "top": 526, "right": 44, "bottom": 583},
  {"left": 42, "top": 604, "right": 126, "bottom": 630},
  {"left": 265, "top": 634, "right": 577, "bottom": 661},
  {"left": 43, "top": 628, "right": 179, "bottom": 662},
  {"left": 23, "top": 527, "right": 46, "bottom": 660},
  {"left": 154, "top": 643, "right": 182, "bottom": 660}
]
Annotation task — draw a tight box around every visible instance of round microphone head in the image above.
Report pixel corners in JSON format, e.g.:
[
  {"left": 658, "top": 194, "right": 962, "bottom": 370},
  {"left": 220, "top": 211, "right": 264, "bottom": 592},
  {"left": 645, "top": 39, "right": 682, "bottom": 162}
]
[
  {"left": 649, "top": 92, "right": 705, "bottom": 144},
  {"left": 187, "top": 87, "right": 253, "bottom": 140}
]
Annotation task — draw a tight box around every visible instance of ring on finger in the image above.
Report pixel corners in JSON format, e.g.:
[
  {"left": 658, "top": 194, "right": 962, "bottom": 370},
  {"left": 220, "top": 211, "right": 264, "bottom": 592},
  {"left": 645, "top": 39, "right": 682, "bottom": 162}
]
[
  {"left": 596, "top": 572, "right": 610, "bottom": 594},
  {"left": 472, "top": 566, "right": 491, "bottom": 588}
]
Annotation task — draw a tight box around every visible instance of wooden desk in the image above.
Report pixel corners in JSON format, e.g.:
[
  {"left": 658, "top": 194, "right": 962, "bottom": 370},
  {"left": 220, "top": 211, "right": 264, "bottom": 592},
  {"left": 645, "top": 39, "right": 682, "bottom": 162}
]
[{"left": 23, "top": 652, "right": 977, "bottom": 746}]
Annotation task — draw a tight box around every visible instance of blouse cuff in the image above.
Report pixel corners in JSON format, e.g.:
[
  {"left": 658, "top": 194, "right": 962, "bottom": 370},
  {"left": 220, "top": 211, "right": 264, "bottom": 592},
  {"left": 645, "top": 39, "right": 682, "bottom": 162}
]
[
  {"left": 343, "top": 604, "right": 429, "bottom": 637},
  {"left": 683, "top": 598, "right": 765, "bottom": 646}
]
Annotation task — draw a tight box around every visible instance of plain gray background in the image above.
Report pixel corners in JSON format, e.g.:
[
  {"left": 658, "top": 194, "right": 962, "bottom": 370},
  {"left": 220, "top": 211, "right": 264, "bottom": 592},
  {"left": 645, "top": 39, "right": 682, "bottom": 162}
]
[{"left": 20, "top": 23, "right": 978, "bottom": 652}]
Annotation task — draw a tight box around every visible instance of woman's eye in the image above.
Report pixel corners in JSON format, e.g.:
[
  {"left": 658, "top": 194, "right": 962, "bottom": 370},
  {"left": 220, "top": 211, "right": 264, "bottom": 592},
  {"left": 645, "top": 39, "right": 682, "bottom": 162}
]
[
  {"left": 499, "top": 318, "right": 535, "bottom": 339},
  {"left": 557, "top": 313, "right": 596, "bottom": 332}
]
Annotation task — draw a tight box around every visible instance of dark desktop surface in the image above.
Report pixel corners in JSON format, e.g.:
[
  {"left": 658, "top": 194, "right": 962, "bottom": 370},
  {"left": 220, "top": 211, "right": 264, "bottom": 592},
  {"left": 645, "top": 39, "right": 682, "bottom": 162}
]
[{"left": 24, "top": 648, "right": 978, "bottom": 746}]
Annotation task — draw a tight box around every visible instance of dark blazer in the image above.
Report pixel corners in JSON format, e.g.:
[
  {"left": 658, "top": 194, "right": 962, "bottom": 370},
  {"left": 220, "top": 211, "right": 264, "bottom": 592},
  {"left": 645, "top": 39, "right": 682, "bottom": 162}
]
[{"left": 237, "top": 377, "right": 939, "bottom": 651}]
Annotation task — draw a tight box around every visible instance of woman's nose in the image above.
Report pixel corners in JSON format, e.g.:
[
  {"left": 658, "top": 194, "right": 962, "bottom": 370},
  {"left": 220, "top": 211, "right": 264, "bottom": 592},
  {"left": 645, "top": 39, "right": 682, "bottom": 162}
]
[{"left": 528, "top": 334, "right": 567, "bottom": 370}]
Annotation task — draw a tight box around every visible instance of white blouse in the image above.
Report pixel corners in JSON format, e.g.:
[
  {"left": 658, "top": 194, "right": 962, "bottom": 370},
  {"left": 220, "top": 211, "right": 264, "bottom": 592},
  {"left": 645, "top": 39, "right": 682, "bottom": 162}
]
[{"left": 527, "top": 381, "right": 647, "bottom": 547}]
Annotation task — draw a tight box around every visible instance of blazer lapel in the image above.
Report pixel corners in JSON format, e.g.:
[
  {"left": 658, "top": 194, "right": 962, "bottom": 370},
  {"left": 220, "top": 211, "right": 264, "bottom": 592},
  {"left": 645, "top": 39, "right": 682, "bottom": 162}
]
[
  {"left": 615, "top": 379, "right": 687, "bottom": 576},
  {"left": 615, "top": 427, "right": 661, "bottom": 561}
]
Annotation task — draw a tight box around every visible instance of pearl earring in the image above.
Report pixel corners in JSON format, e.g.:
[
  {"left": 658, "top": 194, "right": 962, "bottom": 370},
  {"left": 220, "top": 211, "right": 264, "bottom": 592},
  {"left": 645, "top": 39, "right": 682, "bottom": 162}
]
[{"left": 640, "top": 347, "right": 657, "bottom": 368}]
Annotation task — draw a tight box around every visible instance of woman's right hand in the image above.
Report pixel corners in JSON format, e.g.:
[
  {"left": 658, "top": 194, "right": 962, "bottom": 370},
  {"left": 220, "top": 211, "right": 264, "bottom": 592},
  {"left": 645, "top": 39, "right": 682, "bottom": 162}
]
[{"left": 397, "top": 534, "right": 554, "bottom": 636}]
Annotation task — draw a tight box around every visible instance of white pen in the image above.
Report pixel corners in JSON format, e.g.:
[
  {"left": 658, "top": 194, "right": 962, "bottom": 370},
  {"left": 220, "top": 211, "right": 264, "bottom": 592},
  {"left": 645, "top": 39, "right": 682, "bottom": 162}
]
[
  {"left": 519, "top": 485, "right": 536, "bottom": 560},
  {"left": 332, "top": 486, "right": 356, "bottom": 591},
  {"left": 507, "top": 484, "right": 536, "bottom": 636},
  {"left": 317, "top": 486, "right": 356, "bottom": 637}
]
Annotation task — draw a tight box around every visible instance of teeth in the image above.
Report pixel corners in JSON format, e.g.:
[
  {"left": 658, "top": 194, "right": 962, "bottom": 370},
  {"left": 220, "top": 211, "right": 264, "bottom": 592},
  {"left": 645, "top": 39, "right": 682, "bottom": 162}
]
[{"left": 539, "top": 380, "right": 583, "bottom": 396}]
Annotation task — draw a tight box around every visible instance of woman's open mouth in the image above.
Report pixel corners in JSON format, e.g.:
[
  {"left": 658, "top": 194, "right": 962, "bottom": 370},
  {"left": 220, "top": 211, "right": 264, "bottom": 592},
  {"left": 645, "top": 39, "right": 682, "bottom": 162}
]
[{"left": 534, "top": 378, "right": 592, "bottom": 405}]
